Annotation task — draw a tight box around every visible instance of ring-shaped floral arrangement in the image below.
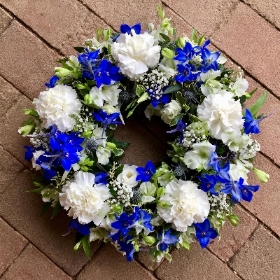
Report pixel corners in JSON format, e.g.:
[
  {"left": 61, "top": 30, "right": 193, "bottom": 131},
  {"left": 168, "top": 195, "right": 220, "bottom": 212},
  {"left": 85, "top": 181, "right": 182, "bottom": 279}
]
[{"left": 19, "top": 7, "right": 269, "bottom": 262}]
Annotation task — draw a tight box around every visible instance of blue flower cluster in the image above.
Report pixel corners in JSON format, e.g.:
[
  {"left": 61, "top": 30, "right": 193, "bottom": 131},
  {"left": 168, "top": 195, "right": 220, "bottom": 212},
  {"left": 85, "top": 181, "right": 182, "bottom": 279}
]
[
  {"left": 174, "top": 40, "right": 220, "bottom": 83},
  {"left": 199, "top": 151, "right": 259, "bottom": 203},
  {"left": 111, "top": 207, "right": 153, "bottom": 261},
  {"left": 25, "top": 126, "right": 84, "bottom": 180},
  {"left": 78, "top": 50, "right": 123, "bottom": 87}
]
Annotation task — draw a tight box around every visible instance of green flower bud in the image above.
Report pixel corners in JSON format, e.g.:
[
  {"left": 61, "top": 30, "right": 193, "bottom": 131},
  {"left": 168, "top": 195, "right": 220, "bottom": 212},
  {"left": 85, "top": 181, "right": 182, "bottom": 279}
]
[
  {"left": 253, "top": 167, "right": 269, "bottom": 183},
  {"left": 54, "top": 67, "right": 72, "bottom": 78},
  {"left": 106, "top": 142, "right": 117, "bottom": 149},
  {"left": 228, "top": 214, "right": 240, "bottom": 227},
  {"left": 142, "top": 235, "right": 156, "bottom": 245},
  {"left": 81, "top": 130, "right": 92, "bottom": 138},
  {"left": 103, "top": 28, "right": 111, "bottom": 41},
  {"left": 157, "top": 200, "right": 170, "bottom": 208},
  {"left": 84, "top": 94, "right": 93, "bottom": 105},
  {"left": 177, "top": 37, "right": 187, "bottom": 49},
  {"left": 156, "top": 187, "right": 165, "bottom": 198},
  {"left": 162, "top": 48, "right": 175, "bottom": 59},
  {"left": 112, "top": 204, "right": 122, "bottom": 214}
]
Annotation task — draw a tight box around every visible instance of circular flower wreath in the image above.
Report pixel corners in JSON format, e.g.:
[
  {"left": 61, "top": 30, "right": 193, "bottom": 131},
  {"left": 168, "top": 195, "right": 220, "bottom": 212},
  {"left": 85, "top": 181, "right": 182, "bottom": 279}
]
[{"left": 19, "top": 7, "right": 269, "bottom": 262}]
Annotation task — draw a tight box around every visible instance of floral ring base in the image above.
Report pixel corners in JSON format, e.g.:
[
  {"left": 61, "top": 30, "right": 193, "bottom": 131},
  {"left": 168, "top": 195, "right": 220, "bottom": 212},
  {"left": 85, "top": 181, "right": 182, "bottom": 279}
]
[{"left": 19, "top": 6, "right": 269, "bottom": 262}]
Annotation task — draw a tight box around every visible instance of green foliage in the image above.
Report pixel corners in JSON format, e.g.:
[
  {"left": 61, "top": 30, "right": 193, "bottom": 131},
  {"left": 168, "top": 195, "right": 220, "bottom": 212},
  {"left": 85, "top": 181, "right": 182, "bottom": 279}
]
[{"left": 249, "top": 92, "right": 267, "bottom": 118}]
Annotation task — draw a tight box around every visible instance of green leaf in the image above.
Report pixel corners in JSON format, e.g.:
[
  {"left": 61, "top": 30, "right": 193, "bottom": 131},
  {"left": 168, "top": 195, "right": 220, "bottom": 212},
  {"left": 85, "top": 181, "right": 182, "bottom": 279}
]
[
  {"left": 81, "top": 236, "right": 91, "bottom": 259},
  {"left": 191, "top": 29, "right": 198, "bottom": 43},
  {"left": 157, "top": 5, "right": 165, "bottom": 19},
  {"left": 248, "top": 92, "right": 267, "bottom": 118},
  {"left": 246, "top": 88, "right": 257, "bottom": 98},
  {"left": 112, "top": 148, "right": 124, "bottom": 157},
  {"left": 188, "top": 114, "right": 200, "bottom": 122},
  {"left": 73, "top": 46, "right": 85, "bottom": 53},
  {"left": 197, "top": 35, "right": 205, "bottom": 46},
  {"left": 73, "top": 241, "right": 81, "bottom": 251},
  {"left": 163, "top": 84, "right": 181, "bottom": 94},
  {"left": 160, "top": 33, "right": 170, "bottom": 43},
  {"left": 23, "top": 109, "right": 39, "bottom": 118},
  {"left": 136, "top": 84, "right": 145, "bottom": 97},
  {"left": 112, "top": 140, "right": 130, "bottom": 149},
  {"left": 114, "top": 164, "right": 124, "bottom": 177},
  {"left": 18, "top": 124, "right": 35, "bottom": 136},
  {"left": 176, "top": 92, "right": 185, "bottom": 106},
  {"left": 137, "top": 92, "right": 149, "bottom": 103},
  {"left": 109, "top": 185, "right": 117, "bottom": 197},
  {"left": 27, "top": 186, "right": 45, "bottom": 194},
  {"left": 40, "top": 202, "right": 52, "bottom": 216},
  {"left": 170, "top": 113, "right": 184, "bottom": 126},
  {"left": 51, "top": 202, "right": 62, "bottom": 219}
]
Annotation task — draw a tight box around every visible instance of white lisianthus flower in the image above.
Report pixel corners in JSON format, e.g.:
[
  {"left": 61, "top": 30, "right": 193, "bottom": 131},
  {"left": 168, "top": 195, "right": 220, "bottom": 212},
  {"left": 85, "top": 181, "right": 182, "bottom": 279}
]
[
  {"left": 117, "top": 164, "right": 138, "bottom": 187},
  {"left": 139, "top": 182, "right": 156, "bottom": 203},
  {"left": 197, "top": 90, "right": 244, "bottom": 141},
  {"left": 112, "top": 30, "right": 161, "bottom": 80},
  {"left": 229, "top": 76, "right": 249, "bottom": 97},
  {"left": 161, "top": 100, "right": 181, "bottom": 124},
  {"left": 222, "top": 132, "right": 251, "bottom": 152},
  {"left": 158, "top": 58, "right": 177, "bottom": 78},
  {"left": 89, "top": 85, "right": 121, "bottom": 107},
  {"left": 33, "top": 85, "right": 82, "bottom": 132},
  {"left": 97, "top": 145, "right": 111, "bottom": 165},
  {"left": 229, "top": 160, "right": 250, "bottom": 183},
  {"left": 144, "top": 104, "right": 161, "bottom": 120},
  {"left": 157, "top": 179, "right": 210, "bottom": 232},
  {"left": 59, "top": 171, "right": 111, "bottom": 225},
  {"left": 200, "top": 70, "right": 221, "bottom": 82},
  {"left": 31, "top": 150, "right": 45, "bottom": 171},
  {"left": 183, "top": 141, "right": 216, "bottom": 170}
]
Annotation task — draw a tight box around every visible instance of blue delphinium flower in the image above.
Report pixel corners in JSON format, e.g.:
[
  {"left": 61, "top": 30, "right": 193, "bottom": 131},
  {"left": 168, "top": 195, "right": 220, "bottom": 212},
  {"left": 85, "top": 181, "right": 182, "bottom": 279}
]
[
  {"left": 174, "top": 42, "right": 196, "bottom": 63},
  {"left": 167, "top": 120, "right": 186, "bottom": 144},
  {"left": 175, "top": 64, "right": 199, "bottom": 83},
  {"left": 94, "top": 172, "right": 108, "bottom": 184},
  {"left": 150, "top": 93, "right": 170, "bottom": 107},
  {"left": 118, "top": 236, "right": 135, "bottom": 261},
  {"left": 198, "top": 174, "right": 220, "bottom": 195},
  {"left": 243, "top": 108, "right": 267, "bottom": 134},
  {"left": 93, "top": 110, "right": 122, "bottom": 135},
  {"left": 207, "top": 150, "right": 221, "bottom": 172},
  {"left": 194, "top": 219, "right": 218, "bottom": 248},
  {"left": 136, "top": 160, "right": 156, "bottom": 182},
  {"left": 36, "top": 127, "right": 84, "bottom": 172},
  {"left": 111, "top": 209, "right": 140, "bottom": 241},
  {"left": 94, "top": 59, "right": 123, "bottom": 88},
  {"left": 24, "top": 146, "right": 34, "bottom": 160},
  {"left": 220, "top": 177, "right": 259, "bottom": 203},
  {"left": 120, "top": 23, "right": 141, "bottom": 35},
  {"left": 157, "top": 229, "right": 179, "bottom": 252},
  {"left": 78, "top": 50, "right": 100, "bottom": 80},
  {"left": 200, "top": 40, "right": 220, "bottom": 72},
  {"left": 136, "top": 207, "right": 153, "bottom": 232},
  {"left": 68, "top": 219, "right": 91, "bottom": 236},
  {"left": 45, "top": 75, "right": 59, "bottom": 88}
]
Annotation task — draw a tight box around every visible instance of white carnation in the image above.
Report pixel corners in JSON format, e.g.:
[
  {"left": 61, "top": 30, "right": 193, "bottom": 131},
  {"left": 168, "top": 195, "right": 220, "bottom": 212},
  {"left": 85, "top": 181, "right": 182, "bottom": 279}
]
[
  {"left": 112, "top": 30, "right": 161, "bottom": 80},
  {"left": 161, "top": 100, "right": 181, "bottom": 124},
  {"left": 157, "top": 179, "right": 210, "bottom": 232},
  {"left": 33, "top": 85, "right": 82, "bottom": 132},
  {"left": 59, "top": 171, "right": 111, "bottom": 225},
  {"left": 197, "top": 90, "right": 244, "bottom": 141},
  {"left": 183, "top": 141, "right": 216, "bottom": 170},
  {"left": 117, "top": 164, "right": 138, "bottom": 187}
]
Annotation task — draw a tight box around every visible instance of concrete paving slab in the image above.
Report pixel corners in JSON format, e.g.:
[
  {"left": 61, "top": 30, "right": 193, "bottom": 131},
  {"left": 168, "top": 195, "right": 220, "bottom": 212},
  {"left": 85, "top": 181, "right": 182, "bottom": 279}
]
[
  {"left": 229, "top": 225, "right": 280, "bottom": 280},
  {"left": 0, "top": 218, "right": 28, "bottom": 276}
]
